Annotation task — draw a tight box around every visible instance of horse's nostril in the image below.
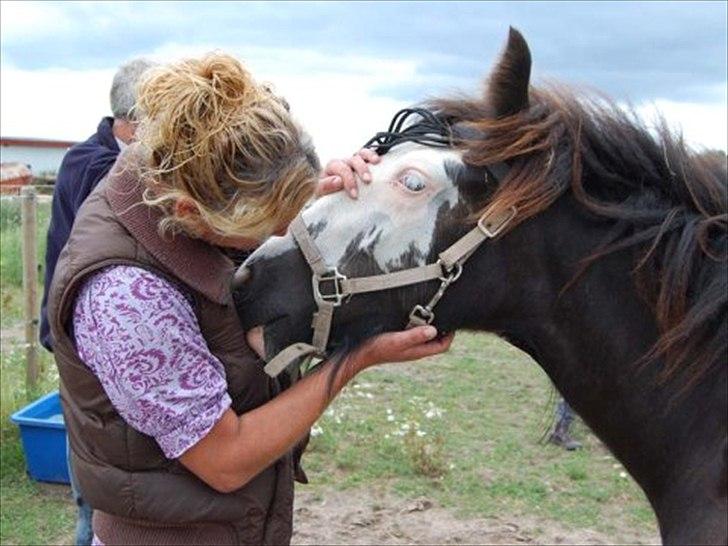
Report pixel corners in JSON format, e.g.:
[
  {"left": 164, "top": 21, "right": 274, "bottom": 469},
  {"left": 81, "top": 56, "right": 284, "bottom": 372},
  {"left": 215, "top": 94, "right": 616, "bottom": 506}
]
[{"left": 233, "top": 266, "right": 252, "bottom": 291}]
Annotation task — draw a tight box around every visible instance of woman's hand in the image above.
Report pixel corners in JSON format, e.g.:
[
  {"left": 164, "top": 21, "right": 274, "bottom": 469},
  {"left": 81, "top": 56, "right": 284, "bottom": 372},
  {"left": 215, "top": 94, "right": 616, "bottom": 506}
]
[
  {"left": 316, "top": 148, "right": 381, "bottom": 199},
  {"left": 348, "top": 326, "right": 455, "bottom": 372}
]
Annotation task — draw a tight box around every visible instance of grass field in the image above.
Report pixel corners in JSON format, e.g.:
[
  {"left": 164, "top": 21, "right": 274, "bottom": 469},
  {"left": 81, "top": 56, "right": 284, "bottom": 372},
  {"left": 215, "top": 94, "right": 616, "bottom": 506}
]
[
  {"left": 303, "top": 334, "right": 656, "bottom": 533},
  {"left": 0, "top": 197, "right": 658, "bottom": 544}
]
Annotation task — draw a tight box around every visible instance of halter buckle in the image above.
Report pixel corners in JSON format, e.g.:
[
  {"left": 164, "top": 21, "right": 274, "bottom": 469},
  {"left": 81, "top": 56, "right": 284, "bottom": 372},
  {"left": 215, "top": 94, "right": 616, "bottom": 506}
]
[
  {"left": 313, "top": 268, "right": 347, "bottom": 307},
  {"left": 477, "top": 206, "right": 517, "bottom": 238},
  {"left": 408, "top": 305, "right": 435, "bottom": 326}
]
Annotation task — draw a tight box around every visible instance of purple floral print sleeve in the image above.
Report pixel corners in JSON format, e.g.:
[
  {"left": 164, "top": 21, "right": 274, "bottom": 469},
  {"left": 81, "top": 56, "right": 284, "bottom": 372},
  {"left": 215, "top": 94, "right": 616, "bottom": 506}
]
[{"left": 72, "top": 265, "right": 232, "bottom": 459}]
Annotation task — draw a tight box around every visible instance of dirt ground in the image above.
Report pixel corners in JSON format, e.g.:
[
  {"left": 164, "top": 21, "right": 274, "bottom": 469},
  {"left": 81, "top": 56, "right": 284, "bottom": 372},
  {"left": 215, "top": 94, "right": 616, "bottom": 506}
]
[
  {"left": 42, "top": 482, "right": 660, "bottom": 545},
  {"left": 292, "top": 488, "right": 660, "bottom": 545}
]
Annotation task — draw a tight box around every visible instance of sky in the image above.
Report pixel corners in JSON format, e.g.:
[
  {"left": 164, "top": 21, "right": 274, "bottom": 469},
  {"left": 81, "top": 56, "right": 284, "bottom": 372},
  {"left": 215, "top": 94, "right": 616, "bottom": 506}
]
[{"left": 1, "top": 0, "right": 726, "bottom": 161}]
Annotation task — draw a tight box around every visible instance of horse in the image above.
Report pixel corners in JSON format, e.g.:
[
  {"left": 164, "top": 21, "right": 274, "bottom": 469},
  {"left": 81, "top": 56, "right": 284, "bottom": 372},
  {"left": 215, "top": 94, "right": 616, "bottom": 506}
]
[{"left": 233, "top": 28, "right": 727, "bottom": 544}]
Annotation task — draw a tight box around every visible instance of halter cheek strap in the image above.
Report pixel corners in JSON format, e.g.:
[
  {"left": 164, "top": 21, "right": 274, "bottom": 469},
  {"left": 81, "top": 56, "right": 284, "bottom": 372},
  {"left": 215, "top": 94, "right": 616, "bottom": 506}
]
[{"left": 262, "top": 204, "right": 517, "bottom": 377}]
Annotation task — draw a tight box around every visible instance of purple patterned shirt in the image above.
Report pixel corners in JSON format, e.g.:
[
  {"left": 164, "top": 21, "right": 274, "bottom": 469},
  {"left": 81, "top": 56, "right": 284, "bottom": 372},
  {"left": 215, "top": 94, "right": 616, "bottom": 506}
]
[{"left": 72, "top": 265, "right": 232, "bottom": 459}]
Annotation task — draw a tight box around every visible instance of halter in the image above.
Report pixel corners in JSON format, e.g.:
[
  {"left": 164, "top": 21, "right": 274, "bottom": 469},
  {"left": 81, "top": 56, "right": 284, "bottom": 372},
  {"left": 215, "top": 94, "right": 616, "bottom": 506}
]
[
  {"left": 261, "top": 108, "right": 517, "bottom": 377},
  {"left": 262, "top": 202, "right": 515, "bottom": 377}
]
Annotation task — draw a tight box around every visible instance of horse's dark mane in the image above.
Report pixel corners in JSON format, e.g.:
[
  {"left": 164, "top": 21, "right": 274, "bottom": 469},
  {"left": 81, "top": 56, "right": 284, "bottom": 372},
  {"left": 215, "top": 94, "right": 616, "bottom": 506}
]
[{"left": 429, "top": 85, "right": 727, "bottom": 389}]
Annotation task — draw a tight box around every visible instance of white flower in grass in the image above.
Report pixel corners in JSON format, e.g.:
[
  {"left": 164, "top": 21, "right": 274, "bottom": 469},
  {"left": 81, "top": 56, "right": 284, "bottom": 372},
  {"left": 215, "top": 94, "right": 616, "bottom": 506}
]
[
  {"left": 424, "top": 407, "right": 443, "bottom": 419},
  {"left": 416, "top": 430, "right": 427, "bottom": 437},
  {"left": 311, "top": 424, "right": 324, "bottom": 437}
]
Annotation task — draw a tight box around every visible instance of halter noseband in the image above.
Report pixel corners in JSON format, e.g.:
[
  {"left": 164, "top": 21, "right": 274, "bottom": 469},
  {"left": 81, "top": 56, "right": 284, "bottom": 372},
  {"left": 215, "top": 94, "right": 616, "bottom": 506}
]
[{"left": 262, "top": 108, "right": 517, "bottom": 377}]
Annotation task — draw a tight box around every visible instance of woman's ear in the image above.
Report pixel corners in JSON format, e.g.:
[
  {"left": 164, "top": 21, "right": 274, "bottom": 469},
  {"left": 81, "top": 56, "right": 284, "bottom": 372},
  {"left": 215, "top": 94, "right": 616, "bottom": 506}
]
[{"left": 486, "top": 27, "right": 532, "bottom": 118}]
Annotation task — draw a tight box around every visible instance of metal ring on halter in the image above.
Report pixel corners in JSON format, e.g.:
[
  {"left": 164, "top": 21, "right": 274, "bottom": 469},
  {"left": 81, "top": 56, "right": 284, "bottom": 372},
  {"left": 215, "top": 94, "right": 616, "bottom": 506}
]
[
  {"left": 437, "top": 260, "right": 463, "bottom": 283},
  {"left": 409, "top": 304, "right": 435, "bottom": 325}
]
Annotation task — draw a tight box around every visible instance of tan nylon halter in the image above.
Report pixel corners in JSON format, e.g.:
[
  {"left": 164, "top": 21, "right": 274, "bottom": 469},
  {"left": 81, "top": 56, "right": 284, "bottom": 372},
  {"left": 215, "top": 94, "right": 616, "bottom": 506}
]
[{"left": 262, "top": 204, "right": 517, "bottom": 377}]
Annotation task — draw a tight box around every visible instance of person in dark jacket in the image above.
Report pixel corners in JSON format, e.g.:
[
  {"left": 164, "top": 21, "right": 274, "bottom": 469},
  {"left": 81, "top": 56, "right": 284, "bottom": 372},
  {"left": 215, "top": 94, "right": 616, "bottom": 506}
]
[
  {"left": 40, "top": 58, "right": 155, "bottom": 352},
  {"left": 39, "top": 58, "right": 155, "bottom": 546}
]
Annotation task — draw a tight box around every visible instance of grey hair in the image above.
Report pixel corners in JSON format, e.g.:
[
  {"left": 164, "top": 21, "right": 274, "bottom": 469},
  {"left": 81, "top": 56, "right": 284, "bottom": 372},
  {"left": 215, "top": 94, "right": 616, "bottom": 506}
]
[{"left": 110, "top": 58, "right": 157, "bottom": 120}]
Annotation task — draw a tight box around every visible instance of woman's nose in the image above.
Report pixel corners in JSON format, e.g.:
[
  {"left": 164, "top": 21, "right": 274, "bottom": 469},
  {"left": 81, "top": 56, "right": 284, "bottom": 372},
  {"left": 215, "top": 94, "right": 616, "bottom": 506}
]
[{"left": 232, "top": 265, "right": 252, "bottom": 291}]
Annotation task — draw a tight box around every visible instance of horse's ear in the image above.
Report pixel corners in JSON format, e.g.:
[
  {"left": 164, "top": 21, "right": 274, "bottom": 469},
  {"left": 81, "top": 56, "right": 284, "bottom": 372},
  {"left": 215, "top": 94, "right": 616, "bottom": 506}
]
[{"left": 486, "top": 27, "right": 532, "bottom": 118}]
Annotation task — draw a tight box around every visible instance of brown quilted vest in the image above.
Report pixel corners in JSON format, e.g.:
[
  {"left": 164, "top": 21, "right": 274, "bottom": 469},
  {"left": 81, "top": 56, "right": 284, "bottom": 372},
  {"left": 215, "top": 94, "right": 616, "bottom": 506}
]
[{"left": 48, "top": 148, "right": 295, "bottom": 545}]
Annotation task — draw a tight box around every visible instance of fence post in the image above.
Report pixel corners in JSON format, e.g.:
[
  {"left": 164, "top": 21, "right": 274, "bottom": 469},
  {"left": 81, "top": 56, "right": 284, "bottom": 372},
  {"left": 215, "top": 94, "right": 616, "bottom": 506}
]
[{"left": 20, "top": 186, "right": 39, "bottom": 393}]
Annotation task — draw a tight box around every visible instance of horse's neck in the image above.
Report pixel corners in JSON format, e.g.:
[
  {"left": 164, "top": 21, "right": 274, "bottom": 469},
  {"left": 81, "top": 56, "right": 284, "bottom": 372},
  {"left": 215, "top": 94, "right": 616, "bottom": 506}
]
[{"left": 488, "top": 202, "right": 726, "bottom": 540}]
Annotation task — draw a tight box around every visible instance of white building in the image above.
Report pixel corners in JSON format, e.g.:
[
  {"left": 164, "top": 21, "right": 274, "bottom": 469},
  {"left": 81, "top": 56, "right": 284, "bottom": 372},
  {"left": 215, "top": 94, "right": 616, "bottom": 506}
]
[{"left": 0, "top": 137, "right": 78, "bottom": 175}]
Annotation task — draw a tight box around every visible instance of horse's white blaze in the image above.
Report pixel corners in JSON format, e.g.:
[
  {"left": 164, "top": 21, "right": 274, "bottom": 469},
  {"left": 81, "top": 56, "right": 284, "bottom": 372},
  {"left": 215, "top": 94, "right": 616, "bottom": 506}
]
[
  {"left": 251, "top": 144, "right": 464, "bottom": 272},
  {"left": 304, "top": 144, "right": 463, "bottom": 271}
]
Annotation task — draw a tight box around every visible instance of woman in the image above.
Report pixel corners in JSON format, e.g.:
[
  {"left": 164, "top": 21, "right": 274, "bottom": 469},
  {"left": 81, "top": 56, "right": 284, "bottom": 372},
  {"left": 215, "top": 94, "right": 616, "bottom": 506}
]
[{"left": 48, "top": 53, "right": 453, "bottom": 545}]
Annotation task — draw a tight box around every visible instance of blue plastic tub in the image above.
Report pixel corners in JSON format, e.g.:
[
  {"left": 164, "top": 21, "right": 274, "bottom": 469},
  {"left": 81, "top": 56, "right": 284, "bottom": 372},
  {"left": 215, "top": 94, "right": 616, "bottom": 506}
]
[{"left": 10, "top": 391, "right": 70, "bottom": 484}]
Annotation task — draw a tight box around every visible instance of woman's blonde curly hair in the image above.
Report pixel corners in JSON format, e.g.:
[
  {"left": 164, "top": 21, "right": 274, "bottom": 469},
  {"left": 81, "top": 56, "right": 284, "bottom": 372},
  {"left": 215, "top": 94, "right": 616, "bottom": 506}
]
[{"left": 135, "top": 52, "right": 319, "bottom": 241}]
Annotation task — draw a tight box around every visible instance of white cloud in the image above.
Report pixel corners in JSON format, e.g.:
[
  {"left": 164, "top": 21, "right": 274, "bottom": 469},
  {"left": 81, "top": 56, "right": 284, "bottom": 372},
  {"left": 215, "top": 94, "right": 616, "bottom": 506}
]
[
  {"left": 0, "top": 66, "right": 115, "bottom": 141},
  {"left": 635, "top": 98, "right": 727, "bottom": 152},
  {"left": 0, "top": 1, "right": 74, "bottom": 43},
  {"left": 0, "top": 0, "right": 145, "bottom": 47},
  {"left": 0, "top": 43, "right": 418, "bottom": 162}
]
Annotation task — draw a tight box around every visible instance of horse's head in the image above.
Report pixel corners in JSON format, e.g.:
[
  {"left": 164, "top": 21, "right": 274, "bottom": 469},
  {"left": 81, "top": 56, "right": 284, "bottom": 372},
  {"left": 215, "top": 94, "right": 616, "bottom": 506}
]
[
  {"left": 235, "top": 140, "right": 495, "bottom": 353},
  {"left": 234, "top": 29, "right": 533, "bottom": 363}
]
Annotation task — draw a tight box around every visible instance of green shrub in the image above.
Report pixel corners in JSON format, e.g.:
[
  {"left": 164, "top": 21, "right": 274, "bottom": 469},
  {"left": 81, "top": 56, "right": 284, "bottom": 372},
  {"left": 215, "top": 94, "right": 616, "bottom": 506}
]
[
  {"left": 0, "top": 199, "right": 22, "bottom": 231},
  {"left": 403, "top": 428, "right": 448, "bottom": 479}
]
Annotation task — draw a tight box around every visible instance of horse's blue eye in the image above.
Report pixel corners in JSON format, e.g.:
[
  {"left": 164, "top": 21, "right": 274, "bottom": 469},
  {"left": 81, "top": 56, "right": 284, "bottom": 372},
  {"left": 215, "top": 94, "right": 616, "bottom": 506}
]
[{"left": 400, "top": 171, "right": 426, "bottom": 192}]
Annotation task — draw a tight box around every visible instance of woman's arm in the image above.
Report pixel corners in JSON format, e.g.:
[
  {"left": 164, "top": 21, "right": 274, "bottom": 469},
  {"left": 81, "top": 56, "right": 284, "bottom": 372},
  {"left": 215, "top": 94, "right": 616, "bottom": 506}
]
[{"left": 179, "top": 326, "right": 453, "bottom": 493}]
